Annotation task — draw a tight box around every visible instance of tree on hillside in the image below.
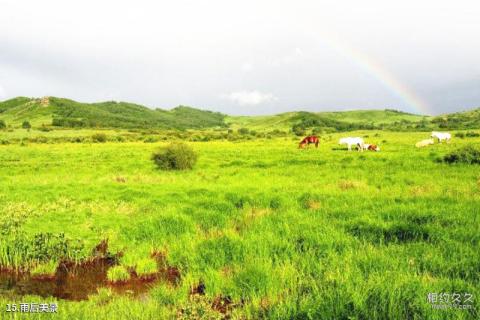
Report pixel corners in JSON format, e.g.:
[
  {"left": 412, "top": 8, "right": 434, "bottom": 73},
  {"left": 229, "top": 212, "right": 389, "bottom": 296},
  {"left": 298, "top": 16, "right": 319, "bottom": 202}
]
[
  {"left": 238, "top": 128, "right": 249, "bottom": 135},
  {"left": 22, "top": 120, "right": 31, "bottom": 129},
  {"left": 0, "top": 120, "right": 6, "bottom": 129},
  {"left": 292, "top": 124, "right": 306, "bottom": 136}
]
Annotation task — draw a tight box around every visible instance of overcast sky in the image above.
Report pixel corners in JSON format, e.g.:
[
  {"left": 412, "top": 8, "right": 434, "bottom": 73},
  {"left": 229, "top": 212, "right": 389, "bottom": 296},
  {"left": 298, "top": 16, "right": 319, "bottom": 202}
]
[{"left": 1, "top": 0, "right": 479, "bottom": 115}]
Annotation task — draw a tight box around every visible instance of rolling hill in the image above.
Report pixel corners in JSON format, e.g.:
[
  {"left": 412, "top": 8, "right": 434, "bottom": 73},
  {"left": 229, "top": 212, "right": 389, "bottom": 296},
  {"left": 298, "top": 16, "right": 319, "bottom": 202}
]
[
  {"left": 226, "top": 109, "right": 430, "bottom": 131},
  {"left": 431, "top": 108, "right": 480, "bottom": 129},
  {"left": 0, "top": 97, "right": 226, "bottom": 130},
  {"left": 0, "top": 96, "right": 479, "bottom": 131}
]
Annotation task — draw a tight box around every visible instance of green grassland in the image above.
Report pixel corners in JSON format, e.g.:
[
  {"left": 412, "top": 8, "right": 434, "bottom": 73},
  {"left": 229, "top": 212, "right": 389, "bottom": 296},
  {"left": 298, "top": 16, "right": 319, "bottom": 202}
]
[{"left": 0, "top": 130, "right": 479, "bottom": 319}]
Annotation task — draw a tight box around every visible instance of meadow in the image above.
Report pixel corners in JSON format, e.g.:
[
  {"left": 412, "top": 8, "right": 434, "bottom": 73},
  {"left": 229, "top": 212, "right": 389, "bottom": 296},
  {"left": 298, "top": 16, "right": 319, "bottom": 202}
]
[{"left": 0, "top": 130, "right": 479, "bottom": 319}]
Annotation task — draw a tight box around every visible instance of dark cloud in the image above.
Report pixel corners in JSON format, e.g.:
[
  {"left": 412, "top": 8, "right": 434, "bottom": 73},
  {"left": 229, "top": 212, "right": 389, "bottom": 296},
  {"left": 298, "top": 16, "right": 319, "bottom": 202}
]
[{"left": 1, "top": 0, "right": 479, "bottom": 115}]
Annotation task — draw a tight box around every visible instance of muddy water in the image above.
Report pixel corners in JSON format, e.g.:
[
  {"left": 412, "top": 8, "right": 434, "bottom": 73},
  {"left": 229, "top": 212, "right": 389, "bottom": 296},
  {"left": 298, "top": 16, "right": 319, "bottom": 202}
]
[{"left": 0, "top": 257, "right": 180, "bottom": 301}]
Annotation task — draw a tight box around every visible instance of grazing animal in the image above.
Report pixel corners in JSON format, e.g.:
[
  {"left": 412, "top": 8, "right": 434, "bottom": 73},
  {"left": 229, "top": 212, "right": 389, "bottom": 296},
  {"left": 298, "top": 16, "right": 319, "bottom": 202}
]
[
  {"left": 359, "top": 143, "right": 380, "bottom": 151},
  {"left": 431, "top": 131, "right": 451, "bottom": 143},
  {"left": 339, "top": 137, "right": 364, "bottom": 151},
  {"left": 299, "top": 136, "right": 320, "bottom": 148},
  {"left": 368, "top": 144, "right": 380, "bottom": 151},
  {"left": 415, "top": 138, "right": 434, "bottom": 148}
]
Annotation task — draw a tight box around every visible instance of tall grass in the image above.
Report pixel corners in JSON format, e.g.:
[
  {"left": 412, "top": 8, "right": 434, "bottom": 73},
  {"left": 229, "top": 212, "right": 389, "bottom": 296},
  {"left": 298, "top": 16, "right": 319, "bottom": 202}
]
[{"left": 0, "top": 131, "right": 478, "bottom": 319}]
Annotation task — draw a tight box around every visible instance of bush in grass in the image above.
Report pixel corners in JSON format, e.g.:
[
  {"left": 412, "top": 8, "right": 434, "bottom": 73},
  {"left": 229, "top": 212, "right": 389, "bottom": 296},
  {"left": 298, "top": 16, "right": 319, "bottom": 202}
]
[
  {"left": 238, "top": 127, "right": 249, "bottom": 135},
  {"left": 152, "top": 143, "right": 197, "bottom": 170},
  {"left": 443, "top": 145, "right": 480, "bottom": 164},
  {"left": 107, "top": 265, "right": 130, "bottom": 283},
  {"left": 0, "top": 120, "right": 6, "bottom": 129},
  {"left": 92, "top": 133, "right": 107, "bottom": 143},
  {"left": 136, "top": 258, "right": 158, "bottom": 278},
  {"left": 455, "top": 132, "right": 465, "bottom": 139},
  {"left": 22, "top": 120, "right": 31, "bottom": 129},
  {"left": 466, "top": 131, "right": 480, "bottom": 137},
  {"left": 292, "top": 125, "right": 306, "bottom": 136},
  {"left": 71, "top": 136, "right": 85, "bottom": 143}
]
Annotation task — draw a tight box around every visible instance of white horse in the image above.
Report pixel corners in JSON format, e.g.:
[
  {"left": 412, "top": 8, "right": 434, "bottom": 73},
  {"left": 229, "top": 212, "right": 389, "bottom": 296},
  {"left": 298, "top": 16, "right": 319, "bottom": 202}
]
[
  {"left": 339, "top": 137, "right": 364, "bottom": 151},
  {"left": 431, "top": 131, "right": 451, "bottom": 143}
]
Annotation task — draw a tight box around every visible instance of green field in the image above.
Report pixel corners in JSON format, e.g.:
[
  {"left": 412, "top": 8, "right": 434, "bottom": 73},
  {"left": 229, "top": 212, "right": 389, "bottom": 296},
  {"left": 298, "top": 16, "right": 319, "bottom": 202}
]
[{"left": 0, "top": 129, "right": 479, "bottom": 319}]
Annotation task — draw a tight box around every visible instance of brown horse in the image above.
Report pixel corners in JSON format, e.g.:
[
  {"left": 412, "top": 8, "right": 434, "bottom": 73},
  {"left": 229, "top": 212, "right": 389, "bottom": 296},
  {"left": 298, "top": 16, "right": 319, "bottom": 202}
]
[{"left": 299, "top": 136, "right": 320, "bottom": 148}]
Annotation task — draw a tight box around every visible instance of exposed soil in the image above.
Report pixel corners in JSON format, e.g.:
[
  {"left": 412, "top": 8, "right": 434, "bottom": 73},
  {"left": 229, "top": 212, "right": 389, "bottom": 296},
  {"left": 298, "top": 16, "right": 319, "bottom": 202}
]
[{"left": 211, "top": 295, "right": 234, "bottom": 314}]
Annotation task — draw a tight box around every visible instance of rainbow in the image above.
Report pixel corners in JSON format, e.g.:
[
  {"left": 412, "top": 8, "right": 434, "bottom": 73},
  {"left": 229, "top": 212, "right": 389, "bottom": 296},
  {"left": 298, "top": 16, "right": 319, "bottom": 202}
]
[{"left": 319, "top": 31, "right": 431, "bottom": 115}]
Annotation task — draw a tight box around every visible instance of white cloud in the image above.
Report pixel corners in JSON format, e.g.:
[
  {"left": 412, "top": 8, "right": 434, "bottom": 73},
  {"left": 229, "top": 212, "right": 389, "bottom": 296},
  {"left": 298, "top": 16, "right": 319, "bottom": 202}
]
[
  {"left": 0, "top": 84, "right": 6, "bottom": 100},
  {"left": 222, "top": 90, "right": 278, "bottom": 106},
  {"left": 269, "top": 47, "right": 304, "bottom": 66},
  {"left": 241, "top": 62, "right": 253, "bottom": 73}
]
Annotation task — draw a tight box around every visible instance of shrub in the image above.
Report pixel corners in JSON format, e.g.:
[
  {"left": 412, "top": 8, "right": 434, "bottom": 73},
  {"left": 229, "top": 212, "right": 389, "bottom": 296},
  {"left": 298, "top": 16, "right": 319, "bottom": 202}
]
[
  {"left": 107, "top": 265, "right": 130, "bottom": 283},
  {"left": 238, "top": 128, "right": 249, "bottom": 135},
  {"left": 71, "top": 136, "right": 85, "bottom": 143},
  {"left": 22, "top": 121, "right": 31, "bottom": 129},
  {"left": 455, "top": 132, "right": 465, "bottom": 138},
  {"left": 466, "top": 131, "right": 480, "bottom": 137},
  {"left": 0, "top": 120, "right": 6, "bottom": 129},
  {"left": 92, "top": 133, "right": 107, "bottom": 143},
  {"left": 292, "top": 125, "right": 306, "bottom": 136},
  {"left": 443, "top": 145, "right": 480, "bottom": 164},
  {"left": 151, "top": 143, "right": 197, "bottom": 170}
]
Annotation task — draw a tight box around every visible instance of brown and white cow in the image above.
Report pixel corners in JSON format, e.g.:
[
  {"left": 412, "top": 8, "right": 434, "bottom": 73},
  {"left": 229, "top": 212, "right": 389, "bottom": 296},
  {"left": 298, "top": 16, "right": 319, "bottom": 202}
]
[{"left": 358, "top": 143, "right": 380, "bottom": 151}]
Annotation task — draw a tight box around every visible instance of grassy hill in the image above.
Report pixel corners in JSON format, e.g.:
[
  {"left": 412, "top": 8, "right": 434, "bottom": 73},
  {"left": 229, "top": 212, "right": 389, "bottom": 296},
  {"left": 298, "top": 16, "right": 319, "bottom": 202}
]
[
  {"left": 226, "top": 109, "right": 431, "bottom": 133},
  {"left": 431, "top": 108, "right": 480, "bottom": 129},
  {"left": 0, "top": 97, "right": 226, "bottom": 130},
  {"left": 318, "top": 109, "right": 428, "bottom": 124},
  {"left": 1, "top": 96, "right": 479, "bottom": 131}
]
